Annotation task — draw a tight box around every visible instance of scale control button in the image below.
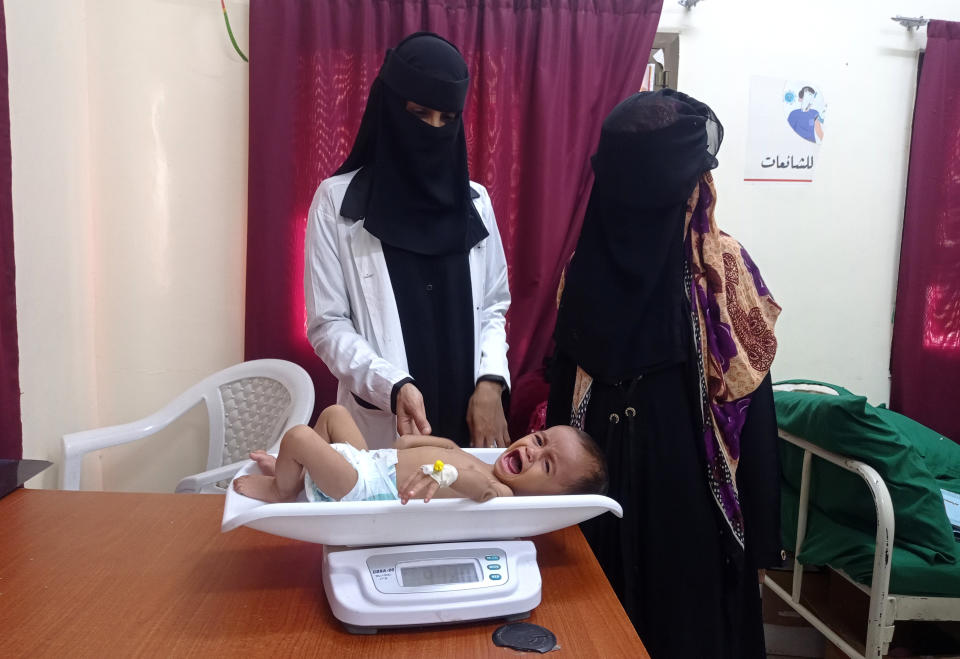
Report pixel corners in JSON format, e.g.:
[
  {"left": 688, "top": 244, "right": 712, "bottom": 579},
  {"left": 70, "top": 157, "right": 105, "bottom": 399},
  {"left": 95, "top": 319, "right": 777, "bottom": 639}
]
[
  {"left": 490, "top": 574, "right": 503, "bottom": 581},
  {"left": 487, "top": 564, "right": 501, "bottom": 570},
  {"left": 485, "top": 555, "right": 500, "bottom": 561}
]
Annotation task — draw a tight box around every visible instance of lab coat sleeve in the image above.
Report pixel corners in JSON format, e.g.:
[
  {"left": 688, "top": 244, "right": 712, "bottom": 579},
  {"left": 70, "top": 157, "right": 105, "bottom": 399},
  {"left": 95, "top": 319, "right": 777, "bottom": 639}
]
[
  {"left": 474, "top": 185, "right": 512, "bottom": 390},
  {"left": 304, "top": 186, "right": 411, "bottom": 411}
]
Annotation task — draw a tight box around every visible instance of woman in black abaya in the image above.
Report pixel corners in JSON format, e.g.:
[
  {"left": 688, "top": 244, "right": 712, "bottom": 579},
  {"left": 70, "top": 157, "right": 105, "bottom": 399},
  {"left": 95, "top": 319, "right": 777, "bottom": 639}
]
[{"left": 547, "top": 90, "right": 783, "bottom": 658}]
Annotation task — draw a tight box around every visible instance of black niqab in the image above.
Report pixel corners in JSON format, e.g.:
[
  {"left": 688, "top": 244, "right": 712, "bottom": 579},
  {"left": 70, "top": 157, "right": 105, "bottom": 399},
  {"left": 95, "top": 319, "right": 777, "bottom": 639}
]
[
  {"left": 336, "top": 32, "right": 487, "bottom": 255},
  {"left": 553, "top": 90, "right": 723, "bottom": 382}
]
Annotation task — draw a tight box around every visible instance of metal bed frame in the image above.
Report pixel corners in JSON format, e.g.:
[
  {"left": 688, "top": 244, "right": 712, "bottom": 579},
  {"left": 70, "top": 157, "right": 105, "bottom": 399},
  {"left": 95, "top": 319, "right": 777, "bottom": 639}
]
[{"left": 763, "top": 429, "right": 960, "bottom": 658}]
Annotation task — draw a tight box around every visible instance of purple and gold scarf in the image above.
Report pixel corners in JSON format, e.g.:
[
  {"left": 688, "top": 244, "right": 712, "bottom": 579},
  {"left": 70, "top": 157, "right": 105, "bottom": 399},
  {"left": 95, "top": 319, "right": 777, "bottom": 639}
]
[{"left": 685, "top": 172, "right": 781, "bottom": 545}]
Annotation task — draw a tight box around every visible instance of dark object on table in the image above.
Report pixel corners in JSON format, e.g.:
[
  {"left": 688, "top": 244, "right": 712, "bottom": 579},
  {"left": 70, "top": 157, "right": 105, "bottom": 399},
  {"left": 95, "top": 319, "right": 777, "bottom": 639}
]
[
  {"left": 492, "top": 622, "right": 558, "bottom": 653},
  {"left": 0, "top": 459, "right": 52, "bottom": 499}
]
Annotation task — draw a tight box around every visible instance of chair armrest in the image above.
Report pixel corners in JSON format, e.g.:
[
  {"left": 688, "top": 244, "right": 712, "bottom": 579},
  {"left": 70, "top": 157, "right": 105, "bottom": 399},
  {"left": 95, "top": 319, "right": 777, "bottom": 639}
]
[
  {"left": 60, "top": 416, "right": 168, "bottom": 490},
  {"left": 175, "top": 460, "right": 247, "bottom": 494},
  {"left": 59, "top": 391, "right": 201, "bottom": 490}
]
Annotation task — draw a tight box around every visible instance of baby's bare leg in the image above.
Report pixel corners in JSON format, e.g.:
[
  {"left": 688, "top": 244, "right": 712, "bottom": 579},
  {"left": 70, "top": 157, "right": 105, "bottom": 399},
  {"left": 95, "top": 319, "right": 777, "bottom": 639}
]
[
  {"left": 242, "top": 405, "right": 364, "bottom": 486},
  {"left": 280, "top": 423, "right": 360, "bottom": 499},
  {"left": 234, "top": 424, "right": 358, "bottom": 502},
  {"left": 313, "top": 404, "right": 369, "bottom": 451}
]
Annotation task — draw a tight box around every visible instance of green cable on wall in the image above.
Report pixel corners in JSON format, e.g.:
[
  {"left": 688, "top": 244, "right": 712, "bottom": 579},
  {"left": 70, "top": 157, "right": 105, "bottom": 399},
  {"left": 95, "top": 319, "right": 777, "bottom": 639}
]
[{"left": 221, "top": 0, "right": 248, "bottom": 62}]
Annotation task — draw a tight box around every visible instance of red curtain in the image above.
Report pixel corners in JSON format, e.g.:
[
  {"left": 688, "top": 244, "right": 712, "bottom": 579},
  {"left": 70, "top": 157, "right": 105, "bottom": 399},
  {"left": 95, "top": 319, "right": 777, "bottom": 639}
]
[
  {"left": 0, "top": 0, "right": 22, "bottom": 460},
  {"left": 891, "top": 20, "right": 960, "bottom": 443},
  {"left": 245, "top": 0, "right": 664, "bottom": 423}
]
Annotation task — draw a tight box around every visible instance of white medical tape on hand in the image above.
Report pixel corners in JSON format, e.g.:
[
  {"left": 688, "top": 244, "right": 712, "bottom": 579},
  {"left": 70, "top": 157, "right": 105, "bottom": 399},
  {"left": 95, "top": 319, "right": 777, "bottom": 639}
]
[{"left": 420, "top": 462, "right": 458, "bottom": 488}]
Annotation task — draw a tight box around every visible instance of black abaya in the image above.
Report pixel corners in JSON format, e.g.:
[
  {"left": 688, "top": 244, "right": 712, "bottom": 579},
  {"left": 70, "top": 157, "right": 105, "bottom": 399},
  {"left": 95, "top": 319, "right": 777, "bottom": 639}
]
[
  {"left": 383, "top": 244, "right": 475, "bottom": 445},
  {"left": 546, "top": 89, "right": 781, "bottom": 659},
  {"left": 546, "top": 350, "right": 779, "bottom": 659}
]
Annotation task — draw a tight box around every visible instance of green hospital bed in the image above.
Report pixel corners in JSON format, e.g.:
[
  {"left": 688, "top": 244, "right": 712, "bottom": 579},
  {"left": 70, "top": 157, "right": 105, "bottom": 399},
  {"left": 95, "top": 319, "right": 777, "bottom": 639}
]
[{"left": 764, "top": 381, "right": 960, "bottom": 659}]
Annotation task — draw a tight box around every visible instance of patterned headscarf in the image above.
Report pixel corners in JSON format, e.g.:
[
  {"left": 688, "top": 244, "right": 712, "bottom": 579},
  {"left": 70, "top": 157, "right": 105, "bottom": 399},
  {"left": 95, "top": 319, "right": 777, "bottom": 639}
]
[{"left": 685, "top": 171, "right": 781, "bottom": 545}]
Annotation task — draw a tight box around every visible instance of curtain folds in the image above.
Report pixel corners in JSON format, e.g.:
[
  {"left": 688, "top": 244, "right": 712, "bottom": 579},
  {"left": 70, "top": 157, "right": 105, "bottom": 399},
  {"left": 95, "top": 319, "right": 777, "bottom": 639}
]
[{"left": 891, "top": 20, "right": 960, "bottom": 443}]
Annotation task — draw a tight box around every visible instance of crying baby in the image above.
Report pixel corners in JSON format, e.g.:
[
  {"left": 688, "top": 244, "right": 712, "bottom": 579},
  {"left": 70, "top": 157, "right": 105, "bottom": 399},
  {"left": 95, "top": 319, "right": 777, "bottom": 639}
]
[{"left": 233, "top": 405, "right": 607, "bottom": 504}]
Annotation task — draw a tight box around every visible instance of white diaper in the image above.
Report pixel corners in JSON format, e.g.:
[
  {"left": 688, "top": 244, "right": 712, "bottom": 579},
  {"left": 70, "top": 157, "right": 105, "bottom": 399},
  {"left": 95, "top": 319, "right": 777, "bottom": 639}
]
[{"left": 304, "top": 443, "right": 399, "bottom": 502}]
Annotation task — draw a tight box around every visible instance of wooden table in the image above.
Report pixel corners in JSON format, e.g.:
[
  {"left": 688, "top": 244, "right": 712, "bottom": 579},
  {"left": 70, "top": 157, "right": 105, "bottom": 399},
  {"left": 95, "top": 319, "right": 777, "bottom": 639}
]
[{"left": 0, "top": 489, "right": 646, "bottom": 657}]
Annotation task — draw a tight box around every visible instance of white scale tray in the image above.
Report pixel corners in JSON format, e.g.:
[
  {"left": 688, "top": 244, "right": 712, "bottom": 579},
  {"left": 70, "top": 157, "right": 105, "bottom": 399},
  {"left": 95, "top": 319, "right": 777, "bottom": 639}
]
[{"left": 221, "top": 448, "right": 622, "bottom": 547}]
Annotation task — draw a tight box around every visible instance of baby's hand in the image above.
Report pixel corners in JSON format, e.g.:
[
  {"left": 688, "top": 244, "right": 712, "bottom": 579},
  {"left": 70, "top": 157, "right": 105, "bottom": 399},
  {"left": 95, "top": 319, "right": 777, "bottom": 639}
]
[{"left": 398, "top": 469, "right": 441, "bottom": 504}]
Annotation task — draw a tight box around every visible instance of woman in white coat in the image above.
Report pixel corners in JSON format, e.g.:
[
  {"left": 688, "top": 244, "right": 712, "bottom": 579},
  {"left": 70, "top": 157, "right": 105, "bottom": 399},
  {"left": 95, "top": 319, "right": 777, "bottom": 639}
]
[{"left": 304, "top": 32, "right": 511, "bottom": 450}]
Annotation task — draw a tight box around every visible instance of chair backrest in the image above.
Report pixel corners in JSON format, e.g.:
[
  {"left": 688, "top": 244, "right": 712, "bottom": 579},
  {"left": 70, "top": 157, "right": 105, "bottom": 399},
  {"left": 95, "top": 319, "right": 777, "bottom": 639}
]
[{"left": 199, "top": 360, "right": 315, "bottom": 470}]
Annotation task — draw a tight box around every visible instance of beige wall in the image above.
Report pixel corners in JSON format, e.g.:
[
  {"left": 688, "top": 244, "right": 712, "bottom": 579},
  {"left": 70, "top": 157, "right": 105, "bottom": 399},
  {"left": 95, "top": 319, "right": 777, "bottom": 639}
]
[
  {"left": 9, "top": 0, "right": 250, "bottom": 490},
  {"left": 9, "top": 0, "right": 98, "bottom": 489}
]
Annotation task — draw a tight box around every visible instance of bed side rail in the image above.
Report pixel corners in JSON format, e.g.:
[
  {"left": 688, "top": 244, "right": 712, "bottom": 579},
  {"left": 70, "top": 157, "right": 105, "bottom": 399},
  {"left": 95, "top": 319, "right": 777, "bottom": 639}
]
[{"left": 762, "top": 429, "right": 895, "bottom": 659}]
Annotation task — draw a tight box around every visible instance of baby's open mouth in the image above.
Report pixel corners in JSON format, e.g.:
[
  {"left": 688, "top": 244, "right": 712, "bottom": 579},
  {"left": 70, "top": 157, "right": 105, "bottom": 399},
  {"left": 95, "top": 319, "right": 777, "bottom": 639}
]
[{"left": 501, "top": 450, "right": 522, "bottom": 475}]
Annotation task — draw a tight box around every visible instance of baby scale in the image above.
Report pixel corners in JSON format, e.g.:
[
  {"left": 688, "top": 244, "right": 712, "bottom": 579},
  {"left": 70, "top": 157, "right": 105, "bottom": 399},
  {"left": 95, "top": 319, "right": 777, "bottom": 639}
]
[
  {"left": 322, "top": 540, "right": 540, "bottom": 633},
  {"left": 221, "top": 448, "right": 621, "bottom": 633}
]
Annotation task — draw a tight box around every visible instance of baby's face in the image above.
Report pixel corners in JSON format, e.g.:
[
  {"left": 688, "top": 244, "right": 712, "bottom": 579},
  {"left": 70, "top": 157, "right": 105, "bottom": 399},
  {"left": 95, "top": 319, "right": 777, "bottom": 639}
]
[{"left": 492, "top": 426, "right": 588, "bottom": 496}]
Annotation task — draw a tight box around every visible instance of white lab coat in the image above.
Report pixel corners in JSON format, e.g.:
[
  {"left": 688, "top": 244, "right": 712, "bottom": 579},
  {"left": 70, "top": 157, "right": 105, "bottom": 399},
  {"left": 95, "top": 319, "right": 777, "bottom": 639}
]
[{"left": 304, "top": 170, "right": 511, "bottom": 448}]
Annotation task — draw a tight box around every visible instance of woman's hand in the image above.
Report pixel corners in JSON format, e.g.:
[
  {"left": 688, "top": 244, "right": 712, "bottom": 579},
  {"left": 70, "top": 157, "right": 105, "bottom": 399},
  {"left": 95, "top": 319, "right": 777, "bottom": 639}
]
[
  {"left": 467, "top": 380, "right": 510, "bottom": 448},
  {"left": 396, "top": 383, "right": 432, "bottom": 436},
  {"left": 398, "top": 470, "right": 441, "bottom": 504}
]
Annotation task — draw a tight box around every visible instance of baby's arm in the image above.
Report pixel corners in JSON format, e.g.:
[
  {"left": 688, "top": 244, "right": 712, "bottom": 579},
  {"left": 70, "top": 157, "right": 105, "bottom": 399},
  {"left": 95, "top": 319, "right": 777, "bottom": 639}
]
[
  {"left": 395, "top": 435, "right": 459, "bottom": 450},
  {"left": 448, "top": 466, "right": 514, "bottom": 502},
  {"left": 397, "top": 456, "right": 513, "bottom": 504}
]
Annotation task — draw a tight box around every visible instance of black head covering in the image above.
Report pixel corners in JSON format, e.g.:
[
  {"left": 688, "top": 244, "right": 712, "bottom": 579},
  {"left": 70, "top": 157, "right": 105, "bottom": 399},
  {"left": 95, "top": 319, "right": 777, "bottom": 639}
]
[
  {"left": 335, "top": 32, "right": 487, "bottom": 255},
  {"left": 553, "top": 90, "right": 723, "bottom": 382}
]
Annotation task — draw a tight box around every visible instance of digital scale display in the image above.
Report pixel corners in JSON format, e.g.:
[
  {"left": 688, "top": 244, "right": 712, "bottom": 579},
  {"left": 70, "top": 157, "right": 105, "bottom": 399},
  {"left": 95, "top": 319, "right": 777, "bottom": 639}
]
[
  {"left": 400, "top": 562, "right": 480, "bottom": 587},
  {"left": 365, "top": 546, "right": 509, "bottom": 594}
]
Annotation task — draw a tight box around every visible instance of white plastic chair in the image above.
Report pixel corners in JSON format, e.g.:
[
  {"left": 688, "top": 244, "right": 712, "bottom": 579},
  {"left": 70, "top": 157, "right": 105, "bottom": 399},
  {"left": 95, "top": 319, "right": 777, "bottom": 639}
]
[{"left": 60, "top": 359, "right": 315, "bottom": 493}]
